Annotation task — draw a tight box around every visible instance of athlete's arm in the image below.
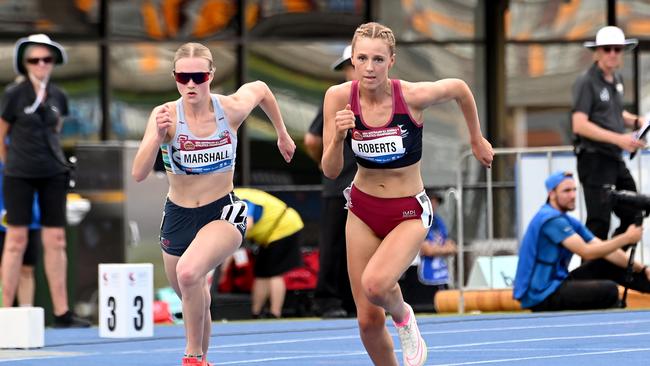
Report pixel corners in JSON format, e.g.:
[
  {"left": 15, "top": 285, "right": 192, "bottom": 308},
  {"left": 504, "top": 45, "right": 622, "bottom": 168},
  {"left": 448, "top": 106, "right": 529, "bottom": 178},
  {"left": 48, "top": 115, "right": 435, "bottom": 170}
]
[
  {"left": 403, "top": 79, "right": 493, "bottom": 168},
  {"left": 132, "top": 104, "right": 172, "bottom": 182},
  {"left": 221, "top": 81, "right": 295, "bottom": 163},
  {"left": 322, "top": 83, "right": 353, "bottom": 179}
]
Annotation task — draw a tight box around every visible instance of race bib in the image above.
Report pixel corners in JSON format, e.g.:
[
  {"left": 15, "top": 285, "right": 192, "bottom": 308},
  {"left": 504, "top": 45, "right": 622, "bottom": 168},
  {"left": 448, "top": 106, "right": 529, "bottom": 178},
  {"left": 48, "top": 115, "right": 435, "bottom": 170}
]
[
  {"left": 350, "top": 127, "right": 406, "bottom": 163},
  {"left": 220, "top": 201, "right": 248, "bottom": 225},
  {"left": 174, "top": 134, "right": 233, "bottom": 173}
]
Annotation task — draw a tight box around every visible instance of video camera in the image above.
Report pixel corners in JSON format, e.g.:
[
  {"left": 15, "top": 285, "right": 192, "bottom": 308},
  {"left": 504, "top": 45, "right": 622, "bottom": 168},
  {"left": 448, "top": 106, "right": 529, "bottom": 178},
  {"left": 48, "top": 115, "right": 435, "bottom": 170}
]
[{"left": 604, "top": 185, "right": 650, "bottom": 218}]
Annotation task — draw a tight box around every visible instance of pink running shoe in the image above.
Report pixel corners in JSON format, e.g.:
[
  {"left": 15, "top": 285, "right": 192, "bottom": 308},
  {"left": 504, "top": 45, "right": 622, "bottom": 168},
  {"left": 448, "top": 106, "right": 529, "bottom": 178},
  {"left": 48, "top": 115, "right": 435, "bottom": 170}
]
[
  {"left": 394, "top": 303, "right": 427, "bottom": 366},
  {"left": 182, "top": 356, "right": 202, "bottom": 366}
]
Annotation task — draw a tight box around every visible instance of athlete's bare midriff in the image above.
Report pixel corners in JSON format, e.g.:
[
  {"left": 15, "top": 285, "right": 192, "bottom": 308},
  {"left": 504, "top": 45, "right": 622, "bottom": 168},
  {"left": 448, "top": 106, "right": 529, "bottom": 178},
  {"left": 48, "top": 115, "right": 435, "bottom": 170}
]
[
  {"left": 352, "top": 161, "right": 424, "bottom": 199},
  {"left": 166, "top": 171, "right": 234, "bottom": 207}
]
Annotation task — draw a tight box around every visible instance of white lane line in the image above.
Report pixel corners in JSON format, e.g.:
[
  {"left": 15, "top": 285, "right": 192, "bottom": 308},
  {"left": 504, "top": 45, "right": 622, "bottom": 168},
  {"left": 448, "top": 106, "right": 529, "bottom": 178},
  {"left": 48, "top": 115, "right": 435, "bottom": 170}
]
[
  {"left": 420, "top": 318, "right": 650, "bottom": 336},
  {"left": 428, "top": 347, "right": 650, "bottom": 365},
  {"left": 210, "top": 350, "right": 370, "bottom": 365},
  {"left": 2, "top": 318, "right": 649, "bottom": 363},
  {"left": 426, "top": 331, "right": 650, "bottom": 349}
]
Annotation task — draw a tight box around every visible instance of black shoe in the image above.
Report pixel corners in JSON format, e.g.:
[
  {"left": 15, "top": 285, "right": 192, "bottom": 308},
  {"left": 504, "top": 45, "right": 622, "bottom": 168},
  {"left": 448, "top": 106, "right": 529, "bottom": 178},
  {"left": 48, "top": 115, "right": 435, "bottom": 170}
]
[
  {"left": 321, "top": 307, "right": 348, "bottom": 319},
  {"left": 52, "top": 310, "right": 91, "bottom": 328}
]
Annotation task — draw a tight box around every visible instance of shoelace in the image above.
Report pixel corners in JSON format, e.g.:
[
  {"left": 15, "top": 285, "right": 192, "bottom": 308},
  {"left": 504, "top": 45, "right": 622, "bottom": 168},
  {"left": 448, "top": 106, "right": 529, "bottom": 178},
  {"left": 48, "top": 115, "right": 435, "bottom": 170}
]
[{"left": 398, "top": 323, "right": 418, "bottom": 354}]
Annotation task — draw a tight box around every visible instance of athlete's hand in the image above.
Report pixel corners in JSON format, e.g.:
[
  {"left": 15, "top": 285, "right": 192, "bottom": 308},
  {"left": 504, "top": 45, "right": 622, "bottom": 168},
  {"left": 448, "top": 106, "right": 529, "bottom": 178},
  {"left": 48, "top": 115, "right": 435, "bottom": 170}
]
[
  {"left": 155, "top": 104, "right": 173, "bottom": 142},
  {"left": 277, "top": 131, "right": 296, "bottom": 163},
  {"left": 334, "top": 104, "right": 355, "bottom": 141},
  {"left": 471, "top": 137, "right": 494, "bottom": 168}
]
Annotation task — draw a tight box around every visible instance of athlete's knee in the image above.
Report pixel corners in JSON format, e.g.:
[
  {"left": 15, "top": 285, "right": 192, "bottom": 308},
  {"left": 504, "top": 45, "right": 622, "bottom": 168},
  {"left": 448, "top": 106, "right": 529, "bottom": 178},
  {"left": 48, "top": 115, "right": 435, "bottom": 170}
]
[
  {"left": 360, "top": 272, "right": 391, "bottom": 304},
  {"left": 175, "top": 263, "right": 202, "bottom": 288}
]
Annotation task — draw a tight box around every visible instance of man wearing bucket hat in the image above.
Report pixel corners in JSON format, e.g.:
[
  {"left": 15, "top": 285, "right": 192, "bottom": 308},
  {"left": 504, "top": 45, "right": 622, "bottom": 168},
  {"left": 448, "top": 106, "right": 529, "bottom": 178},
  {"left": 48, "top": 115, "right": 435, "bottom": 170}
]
[
  {"left": 0, "top": 34, "right": 90, "bottom": 327},
  {"left": 514, "top": 171, "right": 650, "bottom": 311},
  {"left": 304, "top": 45, "right": 356, "bottom": 318},
  {"left": 572, "top": 26, "right": 646, "bottom": 250}
]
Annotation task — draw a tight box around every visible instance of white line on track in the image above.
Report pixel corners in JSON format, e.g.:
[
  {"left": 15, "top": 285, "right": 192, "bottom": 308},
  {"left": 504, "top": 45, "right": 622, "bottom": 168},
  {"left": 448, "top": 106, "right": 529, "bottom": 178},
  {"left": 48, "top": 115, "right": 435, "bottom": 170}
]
[
  {"left": 428, "top": 347, "right": 650, "bottom": 365},
  {"left": 2, "top": 317, "right": 650, "bottom": 364}
]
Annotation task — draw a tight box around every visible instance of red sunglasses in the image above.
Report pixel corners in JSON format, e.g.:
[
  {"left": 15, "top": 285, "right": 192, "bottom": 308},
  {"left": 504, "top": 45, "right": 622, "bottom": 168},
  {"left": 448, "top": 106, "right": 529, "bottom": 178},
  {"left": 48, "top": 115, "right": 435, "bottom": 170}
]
[
  {"left": 602, "top": 46, "right": 623, "bottom": 54},
  {"left": 173, "top": 71, "right": 211, "bottom": 85},
  {"left": 26, "top": 56, "right": 54, "bottom": 65}
]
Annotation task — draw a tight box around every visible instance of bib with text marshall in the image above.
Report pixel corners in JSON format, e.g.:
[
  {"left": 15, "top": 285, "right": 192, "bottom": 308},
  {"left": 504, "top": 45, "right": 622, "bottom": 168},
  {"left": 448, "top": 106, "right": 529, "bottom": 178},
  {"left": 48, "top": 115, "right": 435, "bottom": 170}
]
[
  {"left": 350, "top": 127, "right": 406, "bottom": 164},
  {"left": 173, "top": 131, "right": 233, "bottom": 174}
]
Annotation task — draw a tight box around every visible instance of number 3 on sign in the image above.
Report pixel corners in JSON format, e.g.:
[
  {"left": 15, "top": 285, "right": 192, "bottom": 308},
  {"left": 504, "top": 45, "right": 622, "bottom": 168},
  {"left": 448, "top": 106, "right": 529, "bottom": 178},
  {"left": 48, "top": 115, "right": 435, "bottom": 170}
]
[
  {"left": 99, "top": 263, "right": 153, "bottom": 338},
  {"left": 106, "top": 295, "right": 144, "bottom": 331}
]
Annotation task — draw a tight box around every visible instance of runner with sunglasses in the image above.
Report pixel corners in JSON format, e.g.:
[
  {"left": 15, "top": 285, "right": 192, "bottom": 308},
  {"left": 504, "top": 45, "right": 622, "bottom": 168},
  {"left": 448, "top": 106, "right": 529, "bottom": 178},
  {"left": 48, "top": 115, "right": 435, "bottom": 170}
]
[
  {"left": 572, "top": 26, "right": 646, "bottom": 252},
  {"left": 132, "top": 42, "right": 295, "bottom": 366}
]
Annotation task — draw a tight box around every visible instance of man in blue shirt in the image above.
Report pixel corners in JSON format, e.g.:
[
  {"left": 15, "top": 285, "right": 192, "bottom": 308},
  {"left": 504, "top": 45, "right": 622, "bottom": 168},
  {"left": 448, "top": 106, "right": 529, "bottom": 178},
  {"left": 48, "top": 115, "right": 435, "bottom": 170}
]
[
  {"left": 514, "top": 171, "right": 647, "bottom": 311},
  {"left": 418, "top": 192, "right": 456, "bottom": 288}
]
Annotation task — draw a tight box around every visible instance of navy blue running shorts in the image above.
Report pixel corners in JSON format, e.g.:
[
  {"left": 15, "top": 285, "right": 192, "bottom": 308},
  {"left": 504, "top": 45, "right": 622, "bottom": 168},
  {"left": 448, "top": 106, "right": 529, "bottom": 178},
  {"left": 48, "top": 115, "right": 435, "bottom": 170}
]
[{"left": 159, "top": 193, "right": 247, "bottom": 257}]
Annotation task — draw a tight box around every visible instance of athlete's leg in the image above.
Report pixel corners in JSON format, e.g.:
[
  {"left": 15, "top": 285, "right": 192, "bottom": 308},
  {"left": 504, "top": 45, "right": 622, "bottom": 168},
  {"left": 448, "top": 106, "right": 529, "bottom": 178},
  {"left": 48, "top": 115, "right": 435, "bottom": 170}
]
[
  {"left": 176, "top": 221, "right": 241, "bottom": 357},
  {"left": 346, "top": 212, "right": 398, "bottom": 366},
  {"left": 366, "top": 219, "right": 427, "bottom": 322}
]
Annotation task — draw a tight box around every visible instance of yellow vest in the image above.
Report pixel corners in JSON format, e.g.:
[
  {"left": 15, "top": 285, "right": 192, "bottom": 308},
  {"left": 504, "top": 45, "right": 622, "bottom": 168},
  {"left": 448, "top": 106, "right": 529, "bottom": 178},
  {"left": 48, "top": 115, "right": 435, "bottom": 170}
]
[{"left": 233, "top": 188, "right": 304, "bottom": 246}]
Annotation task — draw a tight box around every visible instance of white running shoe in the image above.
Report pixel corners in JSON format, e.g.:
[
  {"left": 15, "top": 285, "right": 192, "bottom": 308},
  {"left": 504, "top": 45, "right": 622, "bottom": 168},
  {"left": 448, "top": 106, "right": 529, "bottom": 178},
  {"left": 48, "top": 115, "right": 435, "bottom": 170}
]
[{"left": 394, "top": 303, "right": 427, "bottom": 366}]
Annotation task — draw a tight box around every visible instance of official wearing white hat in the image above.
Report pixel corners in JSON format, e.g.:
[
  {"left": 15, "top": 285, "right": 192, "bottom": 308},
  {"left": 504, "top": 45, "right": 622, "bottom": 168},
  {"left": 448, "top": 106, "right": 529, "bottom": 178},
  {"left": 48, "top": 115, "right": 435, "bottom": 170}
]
[
  {"left": 0, "top": 34, "right": 89, "bottom": 328},
  {"left": 583, "top": 26, "right": 638, "bottom": 51},
  {"left": 571, "top": 24, "right": 647, "bottom": 272},
  {"left": 13, "top": 33, "right": 67, "bottom": 76}
]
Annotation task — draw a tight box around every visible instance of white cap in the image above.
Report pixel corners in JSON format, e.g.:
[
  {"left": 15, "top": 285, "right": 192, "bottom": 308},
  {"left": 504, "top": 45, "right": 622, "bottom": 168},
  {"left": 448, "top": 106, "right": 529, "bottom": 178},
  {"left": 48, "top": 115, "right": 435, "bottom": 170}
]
[
  {"left": 583, "top": 26, "right": 637, "bottom": 50},
  {"left": 331, "top": 45, "right": 352, "bottom": 71}
]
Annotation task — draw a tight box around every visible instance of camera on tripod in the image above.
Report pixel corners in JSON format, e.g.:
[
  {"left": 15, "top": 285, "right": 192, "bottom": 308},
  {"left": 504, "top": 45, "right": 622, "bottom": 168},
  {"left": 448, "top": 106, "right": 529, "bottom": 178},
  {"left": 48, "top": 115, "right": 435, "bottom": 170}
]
[
  {"left": 604, "top": 185, "right": 650, "bottom": 224},
  {"left": 603, "top": 185, "right": 648, "bottom": 308}
]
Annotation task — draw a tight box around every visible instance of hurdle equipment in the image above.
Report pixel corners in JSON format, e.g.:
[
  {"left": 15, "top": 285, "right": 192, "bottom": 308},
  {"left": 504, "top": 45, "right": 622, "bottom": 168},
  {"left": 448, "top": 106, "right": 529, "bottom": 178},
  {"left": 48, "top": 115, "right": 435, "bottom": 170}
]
[
  {"left": 0, "top": 307, "right": 44, "bottom": 348},
  {"left": 98, "top": 263, "right": 154, "bottom": 338}
]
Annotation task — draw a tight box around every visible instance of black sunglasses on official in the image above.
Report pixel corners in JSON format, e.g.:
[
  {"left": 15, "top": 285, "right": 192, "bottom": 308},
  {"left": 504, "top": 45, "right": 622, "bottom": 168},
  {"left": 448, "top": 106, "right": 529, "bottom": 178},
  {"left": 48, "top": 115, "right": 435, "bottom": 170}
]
[
  {"left": 602, "top": 46, "right": 623, "bottom": 54},
  {"left": 26, "top": 56, "right": 54, "bottom": 65},
  {"left": 173, "top": 71, "right": 211, "bottom": 85}
]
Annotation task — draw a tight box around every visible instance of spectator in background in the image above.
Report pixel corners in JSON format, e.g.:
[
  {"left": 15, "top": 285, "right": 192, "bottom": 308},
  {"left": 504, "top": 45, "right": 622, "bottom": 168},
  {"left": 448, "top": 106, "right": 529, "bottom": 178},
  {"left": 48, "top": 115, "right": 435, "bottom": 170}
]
[
  {"left": 514, "top": 171, "right": 650, "bottom": 312},
  {"left": 572, "top": 26, "right": 646, "bottom": 244},
  {"left": 0, "top": 34, "right": 89, "bottom": 327},
  {"left": 417, "top": 192, "right": 457, "bottom": 293},
  {"left": 304, "top": 45, "right": 356, "bottom": 318},
  {"left": 233, "top": 187, "right": 303, "bottom": 319}
]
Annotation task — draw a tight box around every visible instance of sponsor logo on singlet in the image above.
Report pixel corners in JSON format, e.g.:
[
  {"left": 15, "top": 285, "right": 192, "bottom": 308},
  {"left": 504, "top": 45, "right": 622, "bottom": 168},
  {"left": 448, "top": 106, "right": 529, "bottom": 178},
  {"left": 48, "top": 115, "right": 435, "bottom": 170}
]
[
  {"left": 173, "top": 132, "right": 233, "bottom": 173},
  {"left": 350, "top": 127, "right": 406, "bottom": 163}
]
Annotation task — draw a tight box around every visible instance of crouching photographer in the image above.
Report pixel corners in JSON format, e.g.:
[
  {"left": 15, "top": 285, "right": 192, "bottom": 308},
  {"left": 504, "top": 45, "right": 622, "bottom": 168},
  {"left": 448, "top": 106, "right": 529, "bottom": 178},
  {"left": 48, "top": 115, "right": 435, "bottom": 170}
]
[{"left": 514, "top": 171, "right": 650, "bottom": 312}]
